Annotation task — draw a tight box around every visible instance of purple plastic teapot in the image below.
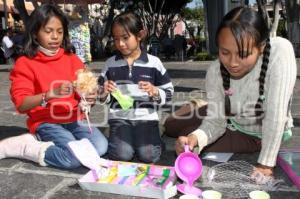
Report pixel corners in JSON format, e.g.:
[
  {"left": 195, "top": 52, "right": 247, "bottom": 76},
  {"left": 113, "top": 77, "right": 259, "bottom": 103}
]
[{"left": 175, "top": 145, "right": 203, "bottom": 196}]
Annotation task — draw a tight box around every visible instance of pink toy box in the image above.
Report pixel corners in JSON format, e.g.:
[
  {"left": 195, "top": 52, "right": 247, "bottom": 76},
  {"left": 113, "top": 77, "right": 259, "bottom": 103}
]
[
  {"left": 78, "top": 161, "right": 177, "bottom": 199},
  {"left": 277, "top": 149, "right": 300, "bottom": 190},
  {"left": 68, "top": 139, "right": 177, "bottom": 199}
]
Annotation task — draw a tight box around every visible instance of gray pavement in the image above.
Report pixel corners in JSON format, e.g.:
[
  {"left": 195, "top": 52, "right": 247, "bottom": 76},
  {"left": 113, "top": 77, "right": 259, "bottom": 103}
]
[{"left": 0, "top": 60, "right": 300, "bottom": 198}]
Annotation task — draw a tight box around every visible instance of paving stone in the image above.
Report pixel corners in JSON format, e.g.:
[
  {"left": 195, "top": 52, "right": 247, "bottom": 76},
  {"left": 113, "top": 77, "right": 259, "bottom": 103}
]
[
  {"left": 50, "top": 184, "right": 152, "bottom": 199},
  {"left": 20, "top": 162, "right": 88, "bottom": 177},
  {"left": 0, "top": 159, "right": 23, "bottom": 169},
  {"left": 0, "top": 172, "right": 64, "bottom": 199}
]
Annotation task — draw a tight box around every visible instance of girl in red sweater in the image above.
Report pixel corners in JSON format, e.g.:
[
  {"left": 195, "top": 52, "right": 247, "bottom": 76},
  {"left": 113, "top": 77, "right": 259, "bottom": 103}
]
[{"left": 0, "top": 4, "right": 107, "bottom": 169}]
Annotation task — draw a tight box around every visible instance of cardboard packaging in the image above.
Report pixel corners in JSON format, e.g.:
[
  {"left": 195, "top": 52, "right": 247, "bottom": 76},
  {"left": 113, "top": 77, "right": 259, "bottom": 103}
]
[
  {"left": 78, "top": 161, "right": 177, "bottom": 199},
  {"left": 68, "top": 138, "right": 177, "bottom": 199}
]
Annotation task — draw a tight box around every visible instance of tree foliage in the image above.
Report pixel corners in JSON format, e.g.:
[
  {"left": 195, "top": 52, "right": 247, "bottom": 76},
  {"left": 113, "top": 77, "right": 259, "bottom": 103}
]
[
  {"left": 124, "top": 0, "right": 191, "bottom": 37},
  {"left": 180, "top": 6, "right": 204, "bottom": 40},
  {"left": 182, "top": 7, "right": 204, "bottom": 22},
  {"left": 15, "top": 0, "right": 190, "bottom": 38}
]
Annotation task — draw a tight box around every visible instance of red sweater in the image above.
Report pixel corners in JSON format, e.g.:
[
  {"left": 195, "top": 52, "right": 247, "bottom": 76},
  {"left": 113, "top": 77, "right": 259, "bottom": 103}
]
[{"left": 10, "top": 48, "right": 85, "bottom": 133}]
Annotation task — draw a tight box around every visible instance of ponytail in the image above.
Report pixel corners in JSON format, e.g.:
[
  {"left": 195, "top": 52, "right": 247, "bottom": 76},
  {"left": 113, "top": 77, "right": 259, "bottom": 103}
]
[
  {"left": 220, "top": 63, "right": 233, "bottom": 116},
  {"left": 255, "top": 38, "right": 271, "bottom": 116}
]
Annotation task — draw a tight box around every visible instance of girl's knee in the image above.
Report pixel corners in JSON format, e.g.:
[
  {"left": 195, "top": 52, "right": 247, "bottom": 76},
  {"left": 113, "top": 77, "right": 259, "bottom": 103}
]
[
  {"left": 62, "top": 157, "right": 82, "bottom": 169},
  {"left": 108, "top": 144, "right": 134, "bottom": 161},
  {"left": 96, "top": 140, "right": 108, "bottom": 156},
  {"left": 91, "top": 135, "right": 108, "bottom": 156},
  {"left": 114, "top": 152, "right": 134, "bottom": 161},
  {"left": 137, "top": 145, "right": 162, "bottom": 163},
  {"left": 56, "top": 147, "right": 82, "bottom": 169}
]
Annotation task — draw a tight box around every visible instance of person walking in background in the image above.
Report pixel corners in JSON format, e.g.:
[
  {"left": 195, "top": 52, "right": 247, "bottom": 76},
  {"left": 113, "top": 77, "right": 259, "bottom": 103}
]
[
  {"left": 170, "top": 6, "right": 296, "bottom": 181},
  {"left": 1, "top": 4, "right": 107, "bottom": 169},
  {"left": 1, "top": 29, "right": 14, "bottom": 64},
  {"left": 149, "top": 33, "right": 160, "bottom": 57},
  {"left": 173, "top": 34, "right": 187, "bottom": 61},
  {"left": 99, "top": 12, "right": 174, "bottom": 163},
  {"left": 11, "top": 29, "right": 25, "bottom": 47},
  {"left": 161, "top": 34, "right": 174, "bottom": 60}
]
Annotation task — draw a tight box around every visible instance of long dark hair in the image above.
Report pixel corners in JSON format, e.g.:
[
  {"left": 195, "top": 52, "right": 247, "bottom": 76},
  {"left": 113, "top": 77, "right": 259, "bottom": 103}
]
[
  {"left": 23, "top": 4, "right": 73, "bottom": 58},
  {"left": 216, "top": 6, "right": 270, "bottom": 117},
  {"left": 111, "top": 12, "right": 147, "bottom": 50}
]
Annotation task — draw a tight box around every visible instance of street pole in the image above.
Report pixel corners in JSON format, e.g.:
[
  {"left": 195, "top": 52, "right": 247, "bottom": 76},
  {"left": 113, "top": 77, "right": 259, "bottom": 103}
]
[{"left": 3, "top": 0, "right": 8, "bottom": 29}]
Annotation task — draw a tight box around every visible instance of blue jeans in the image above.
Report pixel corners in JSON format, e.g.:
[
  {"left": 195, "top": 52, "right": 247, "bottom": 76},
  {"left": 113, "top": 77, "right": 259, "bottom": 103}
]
[
  {"left": 36, "top": 121, "right": 108, "bottom": 169},
  {"left": 108, "top": 119, "right": 163, "bottom": 163}
]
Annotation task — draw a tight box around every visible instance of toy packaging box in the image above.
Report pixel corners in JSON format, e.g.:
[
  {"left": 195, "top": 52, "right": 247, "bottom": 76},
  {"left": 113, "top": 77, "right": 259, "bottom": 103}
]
[
  {"left": 277, "top": 149, "right": 300, "bottom": 190},
  {"left": 78, "top": 161, "right": 177, "bottom": 199},
  {"left": 68, "top": 138, "right": 177, "bottom": 199}
]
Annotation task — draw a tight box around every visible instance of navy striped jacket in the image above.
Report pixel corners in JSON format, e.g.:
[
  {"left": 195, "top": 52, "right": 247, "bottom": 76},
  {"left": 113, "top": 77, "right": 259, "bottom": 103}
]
[{"left": 99, "top": 51, "right": 174, "bottom": 121}]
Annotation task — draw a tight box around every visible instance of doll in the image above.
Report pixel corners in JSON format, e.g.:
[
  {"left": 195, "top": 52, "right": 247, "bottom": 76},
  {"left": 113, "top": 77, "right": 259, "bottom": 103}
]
[{"left": 73, "top": 68, "right": 98, "bottom": 132}]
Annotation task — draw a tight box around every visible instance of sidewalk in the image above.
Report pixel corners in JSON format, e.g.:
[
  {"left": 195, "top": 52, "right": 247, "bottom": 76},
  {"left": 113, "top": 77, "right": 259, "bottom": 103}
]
[{"left": 0, "top": 60, "right": 300, "bottom": 198}]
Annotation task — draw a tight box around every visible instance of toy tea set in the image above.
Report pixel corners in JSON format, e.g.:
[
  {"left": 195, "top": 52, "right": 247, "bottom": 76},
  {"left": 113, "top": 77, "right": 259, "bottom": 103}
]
[
  {"left": 70, "top": 138, "right": 273, "bottom": 199},
  {"left": 69, "top": 139, "right": 177, "bottom": 199},
  {"left": 69, "top": 136, "right": 207, "bottom": 199}
]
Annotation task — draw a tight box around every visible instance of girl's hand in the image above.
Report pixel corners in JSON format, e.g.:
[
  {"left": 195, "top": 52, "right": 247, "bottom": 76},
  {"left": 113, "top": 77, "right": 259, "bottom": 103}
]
[
  {"left": 251, "top": 164, "right": 274, "bottom": 184},
  {"left": 255, "top": 164, "right": 274, "bottom": 176},
  {"left": 104, "top": 80, "right": 117, "bottom": 93},
  {"left": 99, "top": 80, "right": 116, "bottom": 99},
  {"left": 47, "top": 82, "right": 73, "bottom": 99},
  {"left": 175, "top": 134, "right": 198, "bottom": 155},
  {"left": 138, "top": 81, "right": 159, "bottom": 97}
]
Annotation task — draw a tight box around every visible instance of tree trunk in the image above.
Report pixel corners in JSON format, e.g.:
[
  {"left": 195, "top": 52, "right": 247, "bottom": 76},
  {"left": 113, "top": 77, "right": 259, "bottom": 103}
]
[
  {"left": 3, "top": 0, "right": 8, "bottom": 28},
  {"left": 148, "top": 0, "right": 155, "bottom": 34},
  {"left": 285, "top": 0, "right": 300, "bottom": 57},
  {"left": 182, "top": 18, "right": 195, "bottom": 40},
  {"left": 101, "top": 0, "right": 116, "bottom": 47},
  {"left": 13, "top": 0, "right": 30, "bottom": 29},
  {"left": 257, "top": 0, "right": 270, "bottom": 28},
  {"left": 270, "top": 0, "right": 281, "bottom": 37}
]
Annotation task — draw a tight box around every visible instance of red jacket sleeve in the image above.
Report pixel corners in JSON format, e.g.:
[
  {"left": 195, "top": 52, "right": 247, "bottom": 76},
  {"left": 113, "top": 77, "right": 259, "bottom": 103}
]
[
  {"left": 10, "top": 57, "right": 35, "bottom": 112},
  {"left": 70, "top": 53, "right": 85, "bottom": 101}
]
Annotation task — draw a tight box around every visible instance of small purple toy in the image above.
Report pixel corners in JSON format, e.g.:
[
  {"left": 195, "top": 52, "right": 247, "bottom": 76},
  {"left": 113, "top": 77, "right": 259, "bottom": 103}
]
[{"left": 175, "top": 145, "right": 203, "bottom": 196}]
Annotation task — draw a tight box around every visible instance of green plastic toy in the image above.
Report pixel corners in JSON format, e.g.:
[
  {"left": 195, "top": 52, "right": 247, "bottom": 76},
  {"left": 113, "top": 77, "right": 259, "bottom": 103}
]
[{"left": 111, "top": 89, "right": 134, "bottom": 110}]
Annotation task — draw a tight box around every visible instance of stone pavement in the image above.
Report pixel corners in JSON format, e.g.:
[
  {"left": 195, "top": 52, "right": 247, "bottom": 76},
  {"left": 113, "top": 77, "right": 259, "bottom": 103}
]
[{"left": 0, "top": 60, "right": 300, "bottom": 199}]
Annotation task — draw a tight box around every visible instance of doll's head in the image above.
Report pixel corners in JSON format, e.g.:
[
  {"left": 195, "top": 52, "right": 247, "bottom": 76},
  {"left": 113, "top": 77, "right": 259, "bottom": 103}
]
[{"left": 73, "top": 68, "right": 98, "bottom": 96}]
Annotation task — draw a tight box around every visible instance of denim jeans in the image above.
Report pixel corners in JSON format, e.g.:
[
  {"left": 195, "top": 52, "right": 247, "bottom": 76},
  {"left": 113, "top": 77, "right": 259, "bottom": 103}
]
[
  {"left": 108, "top": 119, "right": 163, "bottom": 163},
  {"left": 36, "top": 121, "right": 108, "bottom": 169}
]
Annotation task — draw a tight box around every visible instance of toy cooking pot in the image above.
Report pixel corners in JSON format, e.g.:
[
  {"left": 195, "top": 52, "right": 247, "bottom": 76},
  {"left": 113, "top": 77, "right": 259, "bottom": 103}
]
[{"left": 175, "top": 145, "right": 203, "bottom": 196}]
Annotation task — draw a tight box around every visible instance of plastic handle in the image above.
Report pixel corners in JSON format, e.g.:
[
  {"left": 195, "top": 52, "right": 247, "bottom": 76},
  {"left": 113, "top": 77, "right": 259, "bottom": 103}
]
[{"left": 184, "top": 145, "right": 190, "bottom": 152}]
